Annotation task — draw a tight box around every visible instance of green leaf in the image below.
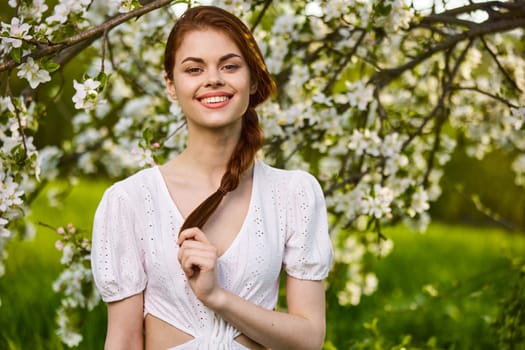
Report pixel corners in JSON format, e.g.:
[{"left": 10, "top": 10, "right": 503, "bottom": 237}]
[
  {"left": 44, "top": 60, "right": 61, "bottom": 73},
  {"left": 11, "top": 48, "right": 22, "bottom": 63},
  {"left": 374, "top": 3, "right": 392, "bottom": 17},
  {"left": 96, "top": 72, "right": 109, "bottom": 90},
  {"left": 142, "top": 128, "right": 153, "bottom": 144}
]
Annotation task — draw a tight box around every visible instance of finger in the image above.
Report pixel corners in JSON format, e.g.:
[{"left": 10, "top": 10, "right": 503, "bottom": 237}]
[
  {"left": 177, "top": 240, "right": 217, "bottom": 260},
  {"left": 177, "top": 227, "right": 209, "bottom": 246},
  {"left": 178, "top": 246, "right": 218, "bottom": 266},
  {"left": 179, "top": 239, "right": 217, "bottom": 253},
  {"left": 180, "top": 254, "right": 216, "bottom": 276},
  {"left": 178, "top": 244, "right": 218, "bottom": 276}
]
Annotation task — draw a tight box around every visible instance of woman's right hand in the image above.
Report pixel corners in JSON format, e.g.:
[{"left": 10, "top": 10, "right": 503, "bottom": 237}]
[{"left": 177, "top": 228, "right": 225, "bottom": 308}]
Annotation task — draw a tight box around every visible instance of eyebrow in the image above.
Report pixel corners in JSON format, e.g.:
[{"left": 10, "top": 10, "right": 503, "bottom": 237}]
[{"left": 180, "top": 53, "right": 242, "bottom": 65}]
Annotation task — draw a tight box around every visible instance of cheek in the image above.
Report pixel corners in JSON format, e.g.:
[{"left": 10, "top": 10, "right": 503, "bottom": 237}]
[
  {"left": 171, "top": 82, "right": 195, "bottom": 110},
  {"left": 239, "top": 76, "right": 253, "bottom": 96}
]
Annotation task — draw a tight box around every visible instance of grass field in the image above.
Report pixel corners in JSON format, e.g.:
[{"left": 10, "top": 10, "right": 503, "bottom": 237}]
[
  {"left": 0, "top": 180, "right": 524, "bottom": 349},
  {"left": 327, "top": 223, "right": 525, "bottom": 349},
  {"left": 0, "top": 180, "right": 109, "bottom": 350}
]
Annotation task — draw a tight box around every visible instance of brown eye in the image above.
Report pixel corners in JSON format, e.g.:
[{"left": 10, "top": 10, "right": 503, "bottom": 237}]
[
  {"left": 223, "top": 64, "right": 239, "bottom": 71},
  {"left": 185, "top": 67, "right": 203, "bottom": 74}
]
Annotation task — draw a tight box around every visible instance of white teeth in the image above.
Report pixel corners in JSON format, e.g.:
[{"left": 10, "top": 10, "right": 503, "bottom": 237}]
[{"left": 200, "top": 96, "right": 229, "bottom": 104}]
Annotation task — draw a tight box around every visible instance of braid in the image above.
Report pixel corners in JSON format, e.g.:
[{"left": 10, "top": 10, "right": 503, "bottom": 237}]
[{"left": 179, "top": 109, "right": 263, "bottom": 233}]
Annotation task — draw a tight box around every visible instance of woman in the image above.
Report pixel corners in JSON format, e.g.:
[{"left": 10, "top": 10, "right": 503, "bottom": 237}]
[{"left": 91, "top": 5, "right": 333, "bottom": 350}]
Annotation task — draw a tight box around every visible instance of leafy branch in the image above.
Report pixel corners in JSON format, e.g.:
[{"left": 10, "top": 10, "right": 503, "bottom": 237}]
[
  {"left": 0, "top": 0, "right": 180, "bottom": 72},
  {"left": 371, "top": 2, "right": 525, "bottom": 88}
]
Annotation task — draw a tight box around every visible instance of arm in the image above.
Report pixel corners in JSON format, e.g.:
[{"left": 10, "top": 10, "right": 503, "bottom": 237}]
[
  {"left": 91, "top": 186, "right": 148, "bottom": 349},
  {"left": 210, "top": 275, "right": 326, "bottom": 350},
  {"left": 178, "top": 228, "right": 326, "bottom": 350},
  {"left": 104, "top": 293, "right": 144, "bottom": 350}
]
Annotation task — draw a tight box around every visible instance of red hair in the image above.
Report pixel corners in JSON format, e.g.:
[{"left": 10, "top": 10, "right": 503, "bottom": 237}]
[{"left": 163, "top": 6, "right": 276, "bottom": 232}]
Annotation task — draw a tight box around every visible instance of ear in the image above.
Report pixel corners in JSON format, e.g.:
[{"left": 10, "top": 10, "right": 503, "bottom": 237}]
[
  {"left": 164, "top": 73, "right": 177, "bottom": 100},
  {"left": 250, "top": 80, "right": 257, "bottom": 95}
]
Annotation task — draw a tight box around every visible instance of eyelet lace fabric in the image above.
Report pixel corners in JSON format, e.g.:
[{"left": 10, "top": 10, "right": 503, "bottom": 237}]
[{"left": 91, "top": 161, "right": 333, "bottom": 348}]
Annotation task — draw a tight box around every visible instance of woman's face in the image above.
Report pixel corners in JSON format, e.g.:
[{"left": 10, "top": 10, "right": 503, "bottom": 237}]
[{"left": 166, "top": 29, "right": 255, "bottom": 133}]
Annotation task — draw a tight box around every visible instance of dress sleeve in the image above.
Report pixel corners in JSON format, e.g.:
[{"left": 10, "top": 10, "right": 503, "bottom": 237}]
[
  {"left": 283, "top": 171, "right": 334, "bottom": 280},
  {"left": 91, "top": 184, "right": 147, "bottom": 302}
]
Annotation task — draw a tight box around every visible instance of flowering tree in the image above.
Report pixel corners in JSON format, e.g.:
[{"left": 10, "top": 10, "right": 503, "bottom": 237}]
[{"left": 1, "top": 0, "right": 524, "bottom": 346}]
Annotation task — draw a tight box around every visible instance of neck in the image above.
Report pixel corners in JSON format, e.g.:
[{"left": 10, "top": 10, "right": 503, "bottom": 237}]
[{"left": 179, "top": 128, "right": 240, "bottom": 178}]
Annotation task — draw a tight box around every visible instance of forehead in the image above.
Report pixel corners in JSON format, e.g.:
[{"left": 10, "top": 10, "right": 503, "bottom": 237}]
[{"left": 175, "top": 29, "right": 243, "bottom": 62}]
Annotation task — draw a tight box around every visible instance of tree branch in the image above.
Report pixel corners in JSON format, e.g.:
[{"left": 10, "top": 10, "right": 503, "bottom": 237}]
[
  {"left": 401, "top": 39, "right": 475, "bottom": 151},
  {"left": 323, "top": 30, "right": 367, "bottom": 95},
  {"left": 420, "top": 15, "right": 477, "bottom": 28},
  {"left": 480, "top": 35, "right": 522, "bottom": 92},
  {"left": 371, "top": 15, "right": 525, "bottom": 89},
  {"left": 324, "top": 170, "right": 367, "bottom": 197},
  {"left": 251, "top": 0, "right": 273, "bottom": 32},
  {"left": 0, "top": 0, "right": 176, "bottom": 73},
  {"left": 435, "top": 1, "right": 525, "bottom": 20},
  {"left": 451, "top": 85, "right": 519, "bottom": 108}
]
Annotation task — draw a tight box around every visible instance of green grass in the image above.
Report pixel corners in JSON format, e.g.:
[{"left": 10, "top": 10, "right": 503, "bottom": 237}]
[
  {"left": 326, "top": 224, "right": 525, "bottom": 349},
  {"left": 1, "top": 180, "right": 524, "bottom": 349},
  {"left": 0, "top": 179, "right": 109, "bottom": 350}
]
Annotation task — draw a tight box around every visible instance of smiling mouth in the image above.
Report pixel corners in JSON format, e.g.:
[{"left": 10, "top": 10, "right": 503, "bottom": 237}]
[{"left": 199, "top": 95, "right": 231, "bottom": 104}]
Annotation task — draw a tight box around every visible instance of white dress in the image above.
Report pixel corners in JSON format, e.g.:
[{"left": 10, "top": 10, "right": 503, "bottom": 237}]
[{"left": 91, "top": 160, "right": 333, "bottom": 349}]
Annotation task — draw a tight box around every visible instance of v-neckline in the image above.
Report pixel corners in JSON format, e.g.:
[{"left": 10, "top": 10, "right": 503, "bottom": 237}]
[{"left": 154, "top": 161, "right": 259, "bottom": 259}]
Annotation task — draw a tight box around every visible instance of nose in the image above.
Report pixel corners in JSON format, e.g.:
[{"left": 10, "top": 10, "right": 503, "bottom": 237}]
[
  {"left": 205, "top": 69, "right": 225, "bottom": 88},
  {"left": 205, "top": 78, "right": 225, "bottom": 88}
]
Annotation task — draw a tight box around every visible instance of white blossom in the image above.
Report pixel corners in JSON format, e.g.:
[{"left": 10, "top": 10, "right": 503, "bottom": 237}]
[
  {"left": 111, "top": 0, "right": 139, "bottom": 13},
  {"left": 347, "top": 129, "right": 382, "bottom": 157},
  {"left": 77, "top": 153, "right": 97, "bottom": 174},
  {"left": 363, "top": 273, "right": 379, "bottom": 295},
  {"left": 56, "top": 324, "right": 83, "bottom": 347},
  {"left": 403, "top": 212, "right": 431, "bottom": 233},
  {"left": 506, "top": 107, "right": 525, "bottom": 130},
  {"left": 360, "top": 184, "right": 394, "bottom": 219},
  {"left": 131, "top": 146, "right": 155, "bottom": 168},
  {"left": 21, "top": 0, "right": 49, "bottom": 21},
  {"left": 214, "top": 0, "right": 251, "bottom": 19},
  {"left": 408, "top": 188, "right": 430, "bottom": 217},
  {"left": 59, "top": 244, "right": 74, "bottom": 265},
  {"left": 0, "top": 174, "right": 24, "bottom": 212},
  {"left": 16, "top": 57, "right": 51, "bottom": 89},
  {"left": 114, "top": 116, "right": 134, "bottom": 136},
  {"left": 368, "top": 236, "right": 394, "bottom": 257},
  {"left": 334, "top": 81, "right": 374, "bottom": 111},
  {"left": 0, "top": 97, "right": 15, "bottom": 113},
  {"left": 265, "top": 37, "right": 288, "bottom": 74},
  {"left": 36, "top": 146, "right": 63, "bottom": 181},
  {"left": 337, "top": 281, "right": 362, "bottom": 306},
  {"left": 308, "top": 16, "right": 330, "bottom": 40},
  {"left": 72, "top": 112, "right": 92, "bottom": 132},
  {"left": 1, "top": 17, "right": 32, "bottom": 49},
  {"left": 46, "top": 0, "right": 91, "bottom": 24},
  {"left": 46, "top": 4, "right": 70, "bottom": 24},
  {"left": 335, "top": 236, "right": 365, "bottom": 264},
  {"left": 272, "top": 14, "right": 296, "bottom": 35},
  {"left": 381, "top": 133, "right": 404, "bottom": 158},
  {"left": 72, "top": 79, "right": 101, "bottom": 110},
  {"left": 324, "top": 0, "right": 349, "bottom": 21},
  {"left": 377, "top": 0, "right": 412, "bottom": 32}
]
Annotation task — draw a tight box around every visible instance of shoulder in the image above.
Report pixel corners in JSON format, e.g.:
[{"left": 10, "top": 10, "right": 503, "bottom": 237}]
[
  {"left": 257, "top": 161, "right": 323, "bottom": 196},
  {"left": 258, "top": 161, "right": 320, "bottom": 187},
  {"left": 103, "top": 166, "right": 160, "bottom": 202}
]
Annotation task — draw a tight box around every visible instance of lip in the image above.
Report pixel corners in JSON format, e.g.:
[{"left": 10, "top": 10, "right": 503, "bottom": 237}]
[{"left": 196, "top": 91, "right": 234, "bottom": 109}]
